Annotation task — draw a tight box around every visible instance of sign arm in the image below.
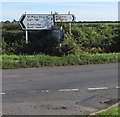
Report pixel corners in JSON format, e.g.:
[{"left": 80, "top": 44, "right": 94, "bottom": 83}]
[{"left": 20, "top": 15, "right": 26, "bottom": 29}]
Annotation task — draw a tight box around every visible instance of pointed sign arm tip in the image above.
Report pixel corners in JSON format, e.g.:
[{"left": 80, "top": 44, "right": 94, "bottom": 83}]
[
  {"left": 72, "top": 14, "right": 76, "bottom": 22},
  {"left": 19, "top": 14, "right": 26, "bottom": 29}
]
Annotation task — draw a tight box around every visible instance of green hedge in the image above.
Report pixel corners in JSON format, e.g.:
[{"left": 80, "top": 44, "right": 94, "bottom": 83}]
[
  {"left": 2, "top": 22, "right": 120, "bottom": 56},
  {"left": 2, "top": 53, "right": 119, "bottom": 69},
  {"left": 71, "top": 24, "right": 119, "bottom": 53}
]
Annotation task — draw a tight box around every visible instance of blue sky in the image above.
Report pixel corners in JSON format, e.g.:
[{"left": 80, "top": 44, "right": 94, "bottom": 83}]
[{"left": 1, "top": 0, "right": 119, "bottom": 21}]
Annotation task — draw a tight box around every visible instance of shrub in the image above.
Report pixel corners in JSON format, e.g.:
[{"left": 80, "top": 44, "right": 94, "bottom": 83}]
[{"left": 2, "top": 22, "right": 120, "bottom": 55}]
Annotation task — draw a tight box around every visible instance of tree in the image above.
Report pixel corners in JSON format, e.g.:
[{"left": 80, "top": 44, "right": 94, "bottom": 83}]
[{"left": 4, "top": 20, "right": 11, "bottom": 23}]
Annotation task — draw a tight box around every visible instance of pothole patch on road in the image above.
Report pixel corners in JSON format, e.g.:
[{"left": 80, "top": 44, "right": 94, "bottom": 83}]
[
  {"left": 31, "top": 104, "right": 68, "bottom": 110},
  {"left": 75, "top": 95, "right": 119, "bottom": 110}
]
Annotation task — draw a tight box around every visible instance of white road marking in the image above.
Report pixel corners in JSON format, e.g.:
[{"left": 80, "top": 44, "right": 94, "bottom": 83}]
[
  {"left": 31, "top": 91, "right": 36, "bottom": 93},
  {"left": 88, "top": 87, "right": 107, "bottom": 91},
  {"left": 8, "top": 91, "right": 16, "bottom": 94},
  {"left": 71, "top": 89, "right": 79, "bottom": 91},
  {"left": 3, "top": 74, "right": 46, "bottom": 78},
  {"left": 3, "top": 86, "right": 118, "bottom": 96},
  {"left": 115, "top": 86, "right": 120, "bottom": 89},
  {"left": 28, "top": 90, "right": 38, "bottom": 94},
  {"left": 59, "top": 88, "right": 79, "bottom": 92},
  {"left": 42, "top": 90, "right": 49, "bottom": 93},
  {"left": 0, "top": 93, "right": 5, "bottom": 95},
  {"left": 29, "top": 90, "right": 49, "bottom": 93},
  {"left": 0, "top": 112, "right": 2, "bottom": 115}
]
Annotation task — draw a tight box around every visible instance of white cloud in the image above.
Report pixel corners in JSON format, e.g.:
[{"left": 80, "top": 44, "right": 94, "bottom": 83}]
[{"left": 1, "top": 0, "right": 119, "bottom": 2}]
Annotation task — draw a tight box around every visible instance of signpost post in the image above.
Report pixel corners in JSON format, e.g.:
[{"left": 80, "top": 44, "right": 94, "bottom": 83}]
[{"left": 26, "top": 30, "right": 28, "bottom": 44}]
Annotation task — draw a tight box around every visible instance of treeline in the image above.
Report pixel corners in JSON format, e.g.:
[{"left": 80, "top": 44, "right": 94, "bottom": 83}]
[
  {"left": 77, "top": 21, "right": 120, "bottom": 23},
  {"left": 1, "top": 21, "right": 120, "bottom": 56}
]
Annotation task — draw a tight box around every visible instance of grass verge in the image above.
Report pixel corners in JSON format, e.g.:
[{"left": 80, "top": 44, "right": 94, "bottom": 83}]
[
  {"left": 96, "top": 107, "right": 120, "bottom": 116},
  {"left": 2, "top": 53, "right": 120, "bottom": 69}
]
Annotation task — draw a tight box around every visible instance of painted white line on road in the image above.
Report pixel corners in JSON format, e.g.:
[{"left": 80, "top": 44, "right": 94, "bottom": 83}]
[
  {"left": 23, "top": 74, "right": 46, "bottom": 77},
  {"left": 28, "top": 90, "right": 37, "bottom": 94},
  {"left": 29, "top": 90, "right": 49, "bottom": 93},
  {"left": 3, "top": 74, "right": 46, "bottom": 78},
  {"left": 0, "top": 112, "right": 2, "bottom": 115},
  {"left": 59, "top": 88, "right": 79, "bottom": 92},
  {"left": 115, "top": 86, "right": 120, "bottom": 89},
  {"left": 8, "top": 91, "right": 17, "bottom": 94},
  {"left": 3, "top": 75, "right": 20, "bottom": 78},
  {"left": 31, "top": 91, "right": 36, "bottom": 93},
  {"left": 0, "top": 93, "right": 5, "bottom": 95},
  {"left": 88, "top": 87, "right": 107, "bottom": 91},
  {"left": 42, "top": 90, "right": 49, "bottom": 93}
]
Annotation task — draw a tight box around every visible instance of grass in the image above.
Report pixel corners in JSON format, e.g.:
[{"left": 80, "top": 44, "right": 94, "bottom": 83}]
[
  {"left": 100, "top": 107, "right": 120, "bottom": 115},
  {"left": 96, "top": 107, "right": 120, "bottom": 116},
  {"left": 2, "top": 53, "right": 120, "bottom": 69}
]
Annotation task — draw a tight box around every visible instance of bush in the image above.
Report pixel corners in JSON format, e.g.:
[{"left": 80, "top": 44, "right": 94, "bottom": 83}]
[
  {"left": 71, "top": 24, "right": 119, "bottom": 53},
  {"left": 2, "top": 22, "right": 120, "bottom": 55}
]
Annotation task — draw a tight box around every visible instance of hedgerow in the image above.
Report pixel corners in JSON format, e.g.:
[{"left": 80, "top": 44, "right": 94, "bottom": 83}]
[{"left": 2, "top": 22, "right": 120, "bottom": 56}]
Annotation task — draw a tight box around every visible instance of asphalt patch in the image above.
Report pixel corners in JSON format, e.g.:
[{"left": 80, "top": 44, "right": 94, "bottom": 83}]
[
  {"left": 31, "top": 104, "right": 68, "bottom": 110},
  {"left": 75, "top": 95, "right": 119, "bottom": 109}
]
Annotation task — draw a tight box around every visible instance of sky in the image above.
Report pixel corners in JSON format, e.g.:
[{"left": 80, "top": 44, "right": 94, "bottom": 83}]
[{"left": 1, "top": 0, "right": 119, "bottom": 21}]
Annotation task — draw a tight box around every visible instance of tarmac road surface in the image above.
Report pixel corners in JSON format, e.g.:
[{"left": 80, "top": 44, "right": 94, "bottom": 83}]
[{"left": 2, "top": 63, "right": 118, "bottom": 115}]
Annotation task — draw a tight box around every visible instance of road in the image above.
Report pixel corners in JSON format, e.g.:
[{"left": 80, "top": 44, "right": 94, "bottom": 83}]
[{"left": 2, "top": 63, "right": 118, "bottom": 115}]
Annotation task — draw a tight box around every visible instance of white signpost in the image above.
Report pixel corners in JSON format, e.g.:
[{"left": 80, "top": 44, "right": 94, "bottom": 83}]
[
  {"left": 19, "top": 14, "right": 54, "bottom": 30},
  {"left": 19, "top": 13, "right": 76, "bottom": 44},
  {"left": 54, "top": 14, "right": 75, "bottom": 22}
]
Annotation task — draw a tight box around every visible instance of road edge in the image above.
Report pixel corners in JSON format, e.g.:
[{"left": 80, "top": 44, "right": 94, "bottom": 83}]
[{"left": 89, "top": 102, "right": 119, "bottom": 116}]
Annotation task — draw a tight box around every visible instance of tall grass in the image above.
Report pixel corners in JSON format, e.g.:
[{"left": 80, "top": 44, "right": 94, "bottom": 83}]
[
  {"left": 2, "top": 53, "right": 119, "bottom": 69},
  {"left": 96, "top": 107, "right": 120, "bottom": 116}
]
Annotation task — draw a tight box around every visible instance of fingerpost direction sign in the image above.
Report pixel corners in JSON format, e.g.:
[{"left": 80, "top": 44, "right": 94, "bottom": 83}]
[
  {"left": 54, "top": 14, "right": 75, "bottom": 22},
  {"left": 19, "top": 14, "right": 54, "bottom": 30}
]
